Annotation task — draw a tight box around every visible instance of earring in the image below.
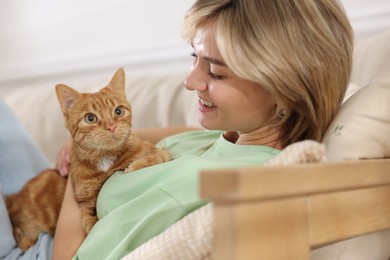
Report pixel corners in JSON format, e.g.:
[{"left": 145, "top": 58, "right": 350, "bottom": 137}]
[{"left": 276, "top": 106, "right": 286, "bottom": 119}]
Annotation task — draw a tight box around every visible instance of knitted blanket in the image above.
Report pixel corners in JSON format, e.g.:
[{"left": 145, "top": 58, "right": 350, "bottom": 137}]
[{"left": 122, "top": 140, "right": 326, "bottom": 259}]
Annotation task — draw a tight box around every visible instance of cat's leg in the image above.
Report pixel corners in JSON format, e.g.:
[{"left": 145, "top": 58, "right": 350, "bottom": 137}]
[
  {"left": 12, "top": 226, "right": 38, "bottom": 252},
  {"left": 125, "top": 149, "right": 171, "bottom": 173},
  {"left": 6, "top": 169, "right": 66, "bottom": 252},
  {"left": 79, "top": 202, "right": 99, "bottom": 234},
  {"left": 5, "top": 194, "right": 42, "bottom": 252},
  {"left": 0, "top": 98, "right": 49, "bottom": 196},
  {"left": 72, "top": 179, "right": 102, "bottom": 234},
  {"left": 1, "top": 185, "right": 53, "bottom": 258}
]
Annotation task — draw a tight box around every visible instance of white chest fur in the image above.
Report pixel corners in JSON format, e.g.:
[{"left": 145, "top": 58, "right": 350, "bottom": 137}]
[{"left": 98, "top": 156, "right": 116, "bottom": 172}]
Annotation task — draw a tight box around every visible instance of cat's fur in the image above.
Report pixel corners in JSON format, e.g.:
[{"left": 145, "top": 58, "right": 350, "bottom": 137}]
[
  {"left": 6, "top": 68, "right": 171, "bottom": 251},
  {"left": 6, "top": 169, "right": 66, "bottom": 251}
]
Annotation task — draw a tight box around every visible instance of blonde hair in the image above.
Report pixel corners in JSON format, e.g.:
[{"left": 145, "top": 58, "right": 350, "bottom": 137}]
[{"left": 183, "top": 0, "right": 354, "bottom": 147}]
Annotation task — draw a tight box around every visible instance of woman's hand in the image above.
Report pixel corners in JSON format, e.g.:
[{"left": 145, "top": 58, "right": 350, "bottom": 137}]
[{"left": 56, "top": 137, "right": 73, "bottom": 177}]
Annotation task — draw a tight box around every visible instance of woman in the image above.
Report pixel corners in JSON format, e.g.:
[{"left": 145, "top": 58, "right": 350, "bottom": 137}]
[
  {"left": 54, "top": 0, "right": 353, "bottom": 259},
  {"left": 1, "top": 0, "right": 353, "bottom": 259}
]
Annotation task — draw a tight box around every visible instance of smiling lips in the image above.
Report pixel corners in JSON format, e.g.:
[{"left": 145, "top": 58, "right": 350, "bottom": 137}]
[{"left": 198, "top": 97, "right": 217, "bottom": 112}]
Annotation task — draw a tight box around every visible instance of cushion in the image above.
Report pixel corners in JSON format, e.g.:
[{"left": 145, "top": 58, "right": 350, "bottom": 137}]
[
  {"left": 351, "top": 30, "right": 390, "bottom": 87},
  {"left": 322, "top": 78, "right": 390, "bottom": 161}
]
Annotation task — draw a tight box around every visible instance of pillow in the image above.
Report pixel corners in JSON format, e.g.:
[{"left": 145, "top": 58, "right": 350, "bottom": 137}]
[
  {"left": 351, "top": 30, "right": 390, "bottom": 87},
  {"left": 343, "top": 82, "right": 364, "bottom": 102},
  {"left": 322, "top": 79, "right": 390, "bottom": 161}
]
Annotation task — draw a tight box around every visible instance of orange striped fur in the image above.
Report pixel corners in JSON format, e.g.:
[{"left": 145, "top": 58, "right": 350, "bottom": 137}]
[{"left": 6, "top": 68, "right": 171, "bottom": 251}]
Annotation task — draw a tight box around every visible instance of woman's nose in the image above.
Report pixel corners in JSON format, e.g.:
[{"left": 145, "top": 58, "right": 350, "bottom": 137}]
[{"left": 184, "top": 63, "right": 207, "bottom": 92}]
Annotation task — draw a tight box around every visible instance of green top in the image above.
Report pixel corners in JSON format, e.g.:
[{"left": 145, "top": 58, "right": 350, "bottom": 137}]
[{"left": 74, "top": 130, "right": 280, "bottom": 260}]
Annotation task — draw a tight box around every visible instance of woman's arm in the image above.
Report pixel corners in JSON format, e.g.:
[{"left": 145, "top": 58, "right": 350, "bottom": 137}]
[
  {"left": 52, "top": 177, "right": 86, "bottom": 260},
  {"left": 133, "top": 126, "right": 201, "bottom": 144}
]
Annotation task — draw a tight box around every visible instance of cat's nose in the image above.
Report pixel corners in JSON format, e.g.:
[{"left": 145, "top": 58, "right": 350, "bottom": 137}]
[{"left": 106, "top": 125, "right": 117, "bottom": 133}]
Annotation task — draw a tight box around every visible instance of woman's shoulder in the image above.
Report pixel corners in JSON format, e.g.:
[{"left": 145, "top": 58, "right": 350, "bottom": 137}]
[
  {"left": 156, "top": 130, "right": 223, "bottom": 158},
  {"left": 158, "top": 129, "right": 222, "bottom": 143}
]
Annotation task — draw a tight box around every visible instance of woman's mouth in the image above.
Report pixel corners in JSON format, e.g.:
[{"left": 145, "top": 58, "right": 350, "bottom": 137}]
[
  {"left": 200, "top": 98, "right": 215, "bottom": 107},
  {"left": 198, "top": 97, "right": 217, "bottom": 112}
]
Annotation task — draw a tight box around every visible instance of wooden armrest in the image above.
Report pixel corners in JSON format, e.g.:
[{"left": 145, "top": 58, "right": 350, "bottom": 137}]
[{"left": 200, "top": 159, "right": 390, "bottom": 260}]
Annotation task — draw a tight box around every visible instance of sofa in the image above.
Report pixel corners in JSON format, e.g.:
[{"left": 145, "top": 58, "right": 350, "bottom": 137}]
[{"left": 1, "top": 30, "right": 390, "bottom": 259}]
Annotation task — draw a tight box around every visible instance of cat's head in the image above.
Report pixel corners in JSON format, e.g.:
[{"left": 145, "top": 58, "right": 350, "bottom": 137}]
[{"left": 55, "top": 68, "right": 132, "bottom": 151}]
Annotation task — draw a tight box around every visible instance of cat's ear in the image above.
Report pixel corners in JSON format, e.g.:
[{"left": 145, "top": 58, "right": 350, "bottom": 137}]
[
  {"left": 108, "top": 68, "right": 125, "bottom": 95},
  {"left": 55, "top": 84, "right": 81, "bottom": 115}
]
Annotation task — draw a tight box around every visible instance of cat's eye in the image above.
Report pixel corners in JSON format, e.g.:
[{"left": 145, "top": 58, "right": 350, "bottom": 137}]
[
  {"left": 84, "top": 113, "right": 97, "bottom": 124},
  {"left": 114, "top": 106, "right": 125, "bottom": 117}
]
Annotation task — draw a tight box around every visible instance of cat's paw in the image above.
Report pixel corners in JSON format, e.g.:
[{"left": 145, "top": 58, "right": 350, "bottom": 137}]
[
  {"left": 124, "top": 160, "right": 146, "bottom": 173},
  {"left": 124, "top": 149, "right": 171, "bottom": 173},
  {"left": 124, "top": 166, "right": 133, "bottom": 173},
  {"left": 159, "top": 149, "right": 171, "bottom": 162},
  {"left": 14, "top": 227, "right": 36, "bottom": 252},
  {"left": 18, "top": 238, "right": 36, "bottom": 252}
]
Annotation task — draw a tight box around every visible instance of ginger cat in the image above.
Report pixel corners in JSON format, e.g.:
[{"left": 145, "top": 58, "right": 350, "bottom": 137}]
[{"left": 6, "top": 68, "right": 171, "bottom": 251}]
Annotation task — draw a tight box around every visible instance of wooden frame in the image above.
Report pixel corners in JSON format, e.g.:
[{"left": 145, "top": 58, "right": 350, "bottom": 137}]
[{"left": 200, "top": 159, "right": 390, "bottom": 259}]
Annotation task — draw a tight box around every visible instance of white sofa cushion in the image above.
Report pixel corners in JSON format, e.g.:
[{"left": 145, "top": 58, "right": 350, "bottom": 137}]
[
  {"left": 322, "top": 79, "right": 390, "bottom": 161},
  {"left": 322, "top": 30, "right": 390, "bottom": 161},
  {"left": 351, "top": 30, "right": 390, "bottom": 87}
]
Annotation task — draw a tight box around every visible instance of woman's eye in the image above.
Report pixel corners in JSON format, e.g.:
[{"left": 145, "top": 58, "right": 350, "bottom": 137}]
[
  {"left": 115, "top": 106, "right": 125, "bottom": 117},
  {"left": 190, "top": 52, "right": 197, "bottom": 59},
  {"left": 208, "top": 71, "right": 225, "bottom": 81},
  {"left": 84, "top": 113, "right": 97, "bottom": 124}
]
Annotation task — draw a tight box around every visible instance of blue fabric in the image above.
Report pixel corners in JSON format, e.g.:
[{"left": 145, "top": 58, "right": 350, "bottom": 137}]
[
  {"left": 0, "top": 98, "right": 52, "bottom": 260},
  {"left": 0, "top": 98, "right": 49, "bottom": 196}
]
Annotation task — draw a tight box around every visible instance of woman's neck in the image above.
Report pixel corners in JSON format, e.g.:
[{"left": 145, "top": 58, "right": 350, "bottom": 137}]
[{"left": 224, "top": 127, "right": 283, "bottom": 150}]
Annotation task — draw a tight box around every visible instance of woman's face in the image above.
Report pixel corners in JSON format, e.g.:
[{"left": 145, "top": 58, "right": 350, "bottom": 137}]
[{"left": 185, "top": 23, "right": 276, "bottom": 134}]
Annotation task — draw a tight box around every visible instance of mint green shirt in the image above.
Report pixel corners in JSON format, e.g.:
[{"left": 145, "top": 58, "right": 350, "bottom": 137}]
[{"left": 74, "top": 130, "right": 280, "bottom": 260}]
